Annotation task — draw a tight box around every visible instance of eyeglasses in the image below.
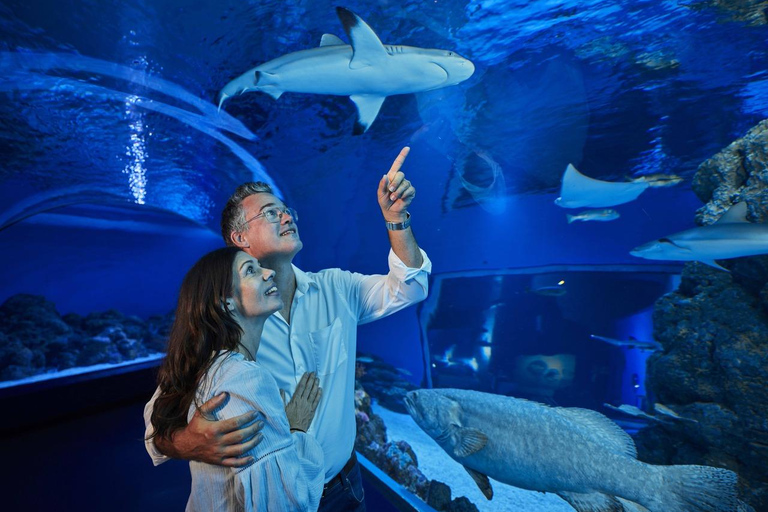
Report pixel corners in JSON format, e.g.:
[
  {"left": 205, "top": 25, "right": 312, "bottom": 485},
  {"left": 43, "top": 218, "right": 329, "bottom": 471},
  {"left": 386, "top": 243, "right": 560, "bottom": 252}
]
[{"left": 245, "top": 206, "right": 298, "bottom": 224}]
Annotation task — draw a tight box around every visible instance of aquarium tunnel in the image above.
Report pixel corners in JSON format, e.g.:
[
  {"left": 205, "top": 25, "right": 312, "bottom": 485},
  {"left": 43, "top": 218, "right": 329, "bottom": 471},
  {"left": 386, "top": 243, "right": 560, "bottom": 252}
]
[{"left": 1, "top": 1, "right": 767, "bottom": 511}]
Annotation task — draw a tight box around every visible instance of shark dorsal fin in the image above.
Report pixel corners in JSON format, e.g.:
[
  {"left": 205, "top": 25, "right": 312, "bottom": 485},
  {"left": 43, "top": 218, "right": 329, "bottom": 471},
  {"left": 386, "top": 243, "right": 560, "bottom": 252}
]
[
  {"left": 715, "top": 202, "right": 749, "bottom": 224},
  {"left": 320, "top": 33, "right": 346, "bottom": 47},
  {"left": 336, "top": 7, "right": 389, "bottom": 69}
]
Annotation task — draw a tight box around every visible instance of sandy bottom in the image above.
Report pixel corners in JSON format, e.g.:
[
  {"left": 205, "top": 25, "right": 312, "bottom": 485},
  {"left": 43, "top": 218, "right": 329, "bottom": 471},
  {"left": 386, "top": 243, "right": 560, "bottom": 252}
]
[{"left": 374, "top": 400, "right": 574, "bottom": 512}]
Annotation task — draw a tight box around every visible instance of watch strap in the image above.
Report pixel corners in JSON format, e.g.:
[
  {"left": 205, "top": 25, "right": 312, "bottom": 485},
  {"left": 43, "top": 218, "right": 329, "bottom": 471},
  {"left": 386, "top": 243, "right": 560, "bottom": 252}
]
[{"left": 385, "top": 212, "right": 411, "bottom": 231}]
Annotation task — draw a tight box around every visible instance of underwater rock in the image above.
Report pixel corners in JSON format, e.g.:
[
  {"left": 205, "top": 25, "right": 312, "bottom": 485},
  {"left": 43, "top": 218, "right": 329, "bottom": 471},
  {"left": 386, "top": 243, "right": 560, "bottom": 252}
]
[
  {"left": 426, "top": 480, "right": 452, "bottom": 510},
  {"left": 640, "top": 260, "right": 768, "bottom": 509},
  {"left": 0, "top": 294, "right": 172, "bottom": 382},
  {"left": 0, "top": 294, "right": 73, "bottom": 350},
  {"left": 691, "top": 120, "right": 768, "bottom": 282},
  {"left": 355, "top": 353, "right": 419, "bottom": 413},
  {"left": 693, "top": 119, "right": 768, "bottom": 225},
  {"left": 445, "top": 496, "right": 479, "bottom": 512},
  {"left": 353, "top": 382, "right": 432, "bottom": 501},
  {"left": 688, "top": 0, "right": 768, "bottom": 26}
]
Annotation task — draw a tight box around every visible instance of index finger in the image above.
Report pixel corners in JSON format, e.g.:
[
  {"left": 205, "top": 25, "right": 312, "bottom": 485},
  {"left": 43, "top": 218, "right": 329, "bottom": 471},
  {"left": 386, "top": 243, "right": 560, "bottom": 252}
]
[{"left": 386, "top": 147, "right": 410, "bottom": 181}]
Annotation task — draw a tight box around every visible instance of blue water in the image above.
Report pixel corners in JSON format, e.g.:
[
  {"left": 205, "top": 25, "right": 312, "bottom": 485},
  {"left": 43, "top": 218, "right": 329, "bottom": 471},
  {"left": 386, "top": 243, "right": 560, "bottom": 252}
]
[{"left": 1, "top": 0, "right": 766, "bottom": 509}]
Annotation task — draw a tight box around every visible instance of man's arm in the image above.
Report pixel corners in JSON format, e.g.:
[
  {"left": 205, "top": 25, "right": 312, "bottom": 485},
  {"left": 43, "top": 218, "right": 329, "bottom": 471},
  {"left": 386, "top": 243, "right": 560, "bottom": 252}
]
[
  {"left": 378, "top": 147, "right": 424, "bottom": 268},
  {"left": 144, "top": 388, "right": 265, "bottom": 467},
  {"left": 349, "top": 146, "right": 432, "bottom": 325}
]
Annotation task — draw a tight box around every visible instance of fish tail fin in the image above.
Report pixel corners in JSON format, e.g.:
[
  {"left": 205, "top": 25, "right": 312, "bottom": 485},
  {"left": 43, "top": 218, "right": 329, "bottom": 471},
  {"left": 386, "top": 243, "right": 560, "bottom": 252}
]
[
  {"left": 567, "top": 214, "right": 574, "bottom": 224},
  {"left": 650, "top": 465, "right": 738, "bottom": 512}
]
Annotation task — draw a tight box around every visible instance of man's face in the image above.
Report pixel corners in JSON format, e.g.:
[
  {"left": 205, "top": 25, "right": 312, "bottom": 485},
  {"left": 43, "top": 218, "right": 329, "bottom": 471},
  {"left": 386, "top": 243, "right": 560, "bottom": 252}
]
[{"left": 235, "top": 193, "right": 302, "bottom": 262}]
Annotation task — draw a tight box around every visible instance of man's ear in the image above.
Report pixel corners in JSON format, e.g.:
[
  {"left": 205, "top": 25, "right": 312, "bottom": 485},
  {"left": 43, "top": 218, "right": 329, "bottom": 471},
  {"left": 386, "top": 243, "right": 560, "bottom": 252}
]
[{"left": 231, "top": 231, "right": 249, "bottom": 249}]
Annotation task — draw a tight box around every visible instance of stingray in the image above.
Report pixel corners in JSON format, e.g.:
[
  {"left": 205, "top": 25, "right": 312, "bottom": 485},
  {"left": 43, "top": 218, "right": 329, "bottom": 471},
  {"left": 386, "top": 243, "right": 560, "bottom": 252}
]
[{"left": 555, "top": 164, "right": 649, "bottom": 208}]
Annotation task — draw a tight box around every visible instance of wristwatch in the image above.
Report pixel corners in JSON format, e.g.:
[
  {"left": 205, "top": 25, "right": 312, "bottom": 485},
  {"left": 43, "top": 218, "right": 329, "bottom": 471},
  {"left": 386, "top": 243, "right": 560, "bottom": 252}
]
[{"left": 385, "top": 212, "right": 411, "bottom": 231}]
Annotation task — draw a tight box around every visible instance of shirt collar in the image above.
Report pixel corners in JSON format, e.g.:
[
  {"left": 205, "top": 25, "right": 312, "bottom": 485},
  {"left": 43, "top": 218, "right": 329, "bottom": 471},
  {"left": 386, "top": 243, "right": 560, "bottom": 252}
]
[{"left": 291, "top": 264, "right": 319, "bottom": 295}]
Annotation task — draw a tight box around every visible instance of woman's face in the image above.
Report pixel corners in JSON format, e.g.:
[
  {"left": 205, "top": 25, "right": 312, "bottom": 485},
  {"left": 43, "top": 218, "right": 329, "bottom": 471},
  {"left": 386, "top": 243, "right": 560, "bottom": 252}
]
[{"left": 229, "top": 251, "right": 283, "bottom": 319}]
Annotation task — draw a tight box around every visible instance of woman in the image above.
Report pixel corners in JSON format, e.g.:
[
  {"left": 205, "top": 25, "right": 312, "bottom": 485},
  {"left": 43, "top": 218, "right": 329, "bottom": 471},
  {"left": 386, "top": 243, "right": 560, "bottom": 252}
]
[{"left": 149, "top": 246, "right": 324, "bottom": 511}]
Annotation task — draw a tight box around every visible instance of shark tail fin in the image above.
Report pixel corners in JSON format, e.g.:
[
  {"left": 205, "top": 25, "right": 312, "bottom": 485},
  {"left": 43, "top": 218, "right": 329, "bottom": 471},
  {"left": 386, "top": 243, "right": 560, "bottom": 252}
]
[
  {"left": 217, "top": 94, "right": 228, "bottom": 112},
  {"left": 567, "top": 214, "right": 575, "bottom": 224}
]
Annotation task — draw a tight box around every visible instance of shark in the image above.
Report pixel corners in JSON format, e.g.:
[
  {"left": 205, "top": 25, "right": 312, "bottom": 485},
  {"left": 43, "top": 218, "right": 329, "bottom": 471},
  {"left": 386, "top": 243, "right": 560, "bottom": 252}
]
[
  {"left": 630, "top": 202, "right": 768, "bottom": 270},
  {"left": 217, "top": 7, "right": 475, "bottom": 134},
  {"left": 590, "top": 334, "right": 662, "bottom": 351},
  {"left": 555, "top": 163, "right": 650, "bottom": 208}
]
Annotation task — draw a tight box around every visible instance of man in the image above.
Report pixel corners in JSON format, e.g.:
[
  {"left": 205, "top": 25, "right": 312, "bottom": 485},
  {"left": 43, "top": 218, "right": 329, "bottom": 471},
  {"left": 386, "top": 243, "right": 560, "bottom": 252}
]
[{"left": 144, "top": 147, "right": 431, "bottom": 511}]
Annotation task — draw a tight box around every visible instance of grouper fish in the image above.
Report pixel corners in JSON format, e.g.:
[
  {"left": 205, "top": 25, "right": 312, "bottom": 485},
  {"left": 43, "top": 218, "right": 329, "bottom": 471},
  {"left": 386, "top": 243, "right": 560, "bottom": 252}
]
[{"left": 404, "top": 388, "right": 739, "bottom": 512}]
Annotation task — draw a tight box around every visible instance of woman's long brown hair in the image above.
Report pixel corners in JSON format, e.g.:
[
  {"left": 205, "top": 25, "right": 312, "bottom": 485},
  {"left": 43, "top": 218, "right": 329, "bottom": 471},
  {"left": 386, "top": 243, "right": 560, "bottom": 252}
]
[{"left": 149, "top": 246, "right": 244, "bottom": 442}]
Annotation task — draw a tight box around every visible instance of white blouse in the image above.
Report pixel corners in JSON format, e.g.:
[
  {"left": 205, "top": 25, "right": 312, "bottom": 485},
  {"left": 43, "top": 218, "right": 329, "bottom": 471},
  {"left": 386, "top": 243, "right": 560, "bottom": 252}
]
[{"left": 184, "top": 352, "right": 324, "bottom": 512}]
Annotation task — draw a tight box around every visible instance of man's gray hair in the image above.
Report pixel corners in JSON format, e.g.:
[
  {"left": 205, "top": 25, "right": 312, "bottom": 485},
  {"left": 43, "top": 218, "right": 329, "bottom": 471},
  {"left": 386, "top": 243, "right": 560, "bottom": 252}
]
[{"left": 220, "top": 182, "right": 275, "bottom": 246}]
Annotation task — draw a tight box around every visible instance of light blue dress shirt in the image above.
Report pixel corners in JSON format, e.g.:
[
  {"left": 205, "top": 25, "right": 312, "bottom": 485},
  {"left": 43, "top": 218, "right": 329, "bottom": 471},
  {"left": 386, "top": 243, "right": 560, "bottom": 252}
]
[{"left": 146, "top": 248, "right": 431, "bottom": 483}]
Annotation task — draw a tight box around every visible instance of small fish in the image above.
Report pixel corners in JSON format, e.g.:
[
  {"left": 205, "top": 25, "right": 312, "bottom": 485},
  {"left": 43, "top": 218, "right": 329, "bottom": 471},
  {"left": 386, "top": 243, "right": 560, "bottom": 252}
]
[
  {"left": 405, "top": 389, "right": 739, "bottom": 511},
  {"left": 628, "top": 174, "right": 683, "bottom": 188},
  {"left": 356, "top": 356, "right": 374, "bottom": 364},
  {"left": 529, "top": 285, "right": 567, "bottom": 297},
  {"left": 396, "top": 367, "right": 413, "bottom": 377},
  {"left": 532, "top": 286, "right": 567, "bottom": 297},
  {"left": 591, "top": 334, "right": 662, "bottom": 352},
  {"left": 653, "top": 403, "right": 698, "bottom": 423},
  {"left": 566, "top": 208, "right": 620, "bottom": 224},
  {"left": 603, "top": 403, "right": 662, "bottom": 422}
]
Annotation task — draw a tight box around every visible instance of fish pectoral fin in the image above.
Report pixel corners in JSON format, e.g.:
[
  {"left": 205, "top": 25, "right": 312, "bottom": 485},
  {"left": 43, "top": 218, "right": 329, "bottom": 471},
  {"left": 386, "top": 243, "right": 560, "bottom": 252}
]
[
  {"left": 320, "top": 33, "right": 346, "bottom": 47},
  {"left": 349, "top": 95, "right": 386, "bottom": 135},
  {"left": 336, "top": 7, "right": 390, "bottom": 69},
  {"left": 452, "top": 427, "right": 488, "bottom": 457},
  {"left": 464, "top": 467, "right": 493, "bottom": 500},
  {"left": 556, "top": 491, "right": 624, "bottom": 512}
]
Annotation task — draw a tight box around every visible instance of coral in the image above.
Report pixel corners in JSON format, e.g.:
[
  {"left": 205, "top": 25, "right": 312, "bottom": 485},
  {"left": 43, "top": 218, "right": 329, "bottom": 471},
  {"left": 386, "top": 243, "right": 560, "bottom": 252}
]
[{"left": 0, "top": 294, "right": 173, "bottom": 381}]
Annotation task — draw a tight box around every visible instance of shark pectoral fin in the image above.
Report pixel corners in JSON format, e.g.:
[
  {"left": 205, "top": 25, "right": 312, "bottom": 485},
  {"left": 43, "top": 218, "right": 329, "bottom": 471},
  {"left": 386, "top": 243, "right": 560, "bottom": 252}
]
[
  {"left": 336, "top": 7, "right": 389, "bottom": 69},
  {"left": 262, "top": 88, "right": 283, "bottom": 100},
  {"left": 320, "top": 33, "right": 346, "bottom": 46},
  {"left": 700, "top": 260, "right": 730, "bottom": 272},
  {"left": 464, "top": 467, "right": 493, "bottom": 500},
  {"left": 452, "top": 427, "right": 488, "bottom": 457},
  {"left": 556, "top": 491, "right": 624, "bottom": 512},
  {"left": 350, "top": 95, "right": 385, "bottom": 134},
  {"left": 252, "top": 71, "right": 283, "bottom": 100}
]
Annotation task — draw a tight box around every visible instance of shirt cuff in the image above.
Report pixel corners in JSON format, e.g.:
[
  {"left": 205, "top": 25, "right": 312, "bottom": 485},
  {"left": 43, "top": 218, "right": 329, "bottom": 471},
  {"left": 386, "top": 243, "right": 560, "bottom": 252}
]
[{"left": 388, "top": 248, "right": 432, "bottom": 280}]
